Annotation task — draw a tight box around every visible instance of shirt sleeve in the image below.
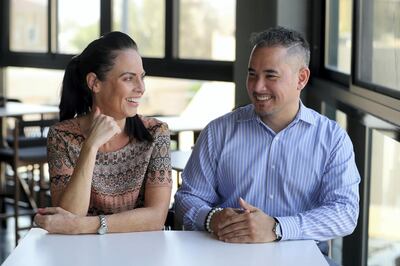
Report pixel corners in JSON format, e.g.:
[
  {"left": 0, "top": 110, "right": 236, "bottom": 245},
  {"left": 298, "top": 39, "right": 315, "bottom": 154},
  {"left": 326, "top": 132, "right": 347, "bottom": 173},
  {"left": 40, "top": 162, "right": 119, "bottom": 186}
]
[
  {"left": 145, "top": 122, "right": 172, "bottom": 187},
  {"left": 174, "top": 123, "right": 220, "bottom": 230},
  {"left": 47, "top": 126, "right": 74, "bottom": 204},
  {"left": 276, "top": 129, "right": 360, "bottom": 241}
]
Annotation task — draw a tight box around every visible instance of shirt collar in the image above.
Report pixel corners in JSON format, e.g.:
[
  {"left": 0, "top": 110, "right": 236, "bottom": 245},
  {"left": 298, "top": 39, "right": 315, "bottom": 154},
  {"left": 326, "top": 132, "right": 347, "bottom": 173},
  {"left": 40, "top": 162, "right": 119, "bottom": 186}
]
[{"left": 236, "top": 101, "right": 317, "bottom": 126}]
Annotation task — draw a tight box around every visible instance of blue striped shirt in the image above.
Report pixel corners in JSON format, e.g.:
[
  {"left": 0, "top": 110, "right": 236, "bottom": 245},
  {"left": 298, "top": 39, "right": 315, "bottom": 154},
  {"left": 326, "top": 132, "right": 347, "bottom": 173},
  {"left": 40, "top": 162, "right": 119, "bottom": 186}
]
[{"left": 174, "top": 102, "right": 360, "bottom": 241}]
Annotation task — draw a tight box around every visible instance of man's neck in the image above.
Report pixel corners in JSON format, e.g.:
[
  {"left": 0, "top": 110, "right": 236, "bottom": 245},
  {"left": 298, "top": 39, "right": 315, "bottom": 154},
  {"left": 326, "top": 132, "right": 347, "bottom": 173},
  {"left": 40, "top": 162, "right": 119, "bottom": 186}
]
[{"left": 260, "top": 102, "right": 300, "bottom": 133}]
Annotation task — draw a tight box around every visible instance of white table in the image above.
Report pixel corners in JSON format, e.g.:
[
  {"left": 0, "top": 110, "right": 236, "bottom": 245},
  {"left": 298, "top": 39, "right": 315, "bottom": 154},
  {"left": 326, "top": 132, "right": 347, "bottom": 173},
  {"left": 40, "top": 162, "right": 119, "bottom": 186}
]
[
  {"left": 155, "top": 116, "right": 206, "bottom": 134},
  {"left": 171, "top": 150, "right": 192, "bottom": 172},
  {"left": 2, "top": 228, "right": 328, "bottom": 266},
  {"left": 155, "top": 116, "right": 207, "bottom": 149},
  {"left": 0, "top": 102, "right": 58, "bottom": 118},
  {"left": 171, "top": 150, "right": 192, "bottom": 188}
]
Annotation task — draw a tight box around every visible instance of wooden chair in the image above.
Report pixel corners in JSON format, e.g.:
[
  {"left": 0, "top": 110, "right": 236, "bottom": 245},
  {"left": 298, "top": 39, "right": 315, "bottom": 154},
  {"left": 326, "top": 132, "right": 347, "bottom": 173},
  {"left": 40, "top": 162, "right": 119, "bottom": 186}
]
[{"left": 0, "top": 117, "right": 56, "bottom": 245}]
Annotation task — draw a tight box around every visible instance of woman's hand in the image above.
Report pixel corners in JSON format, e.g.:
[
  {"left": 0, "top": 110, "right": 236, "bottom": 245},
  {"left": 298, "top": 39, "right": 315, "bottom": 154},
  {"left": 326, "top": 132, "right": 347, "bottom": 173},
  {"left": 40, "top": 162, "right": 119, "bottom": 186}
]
[
  {"left": 85, "top": 107, "right": 122, "bottom": 150},
  {"left": 34, "top": 207, "right": 82, "bottom": 234}
]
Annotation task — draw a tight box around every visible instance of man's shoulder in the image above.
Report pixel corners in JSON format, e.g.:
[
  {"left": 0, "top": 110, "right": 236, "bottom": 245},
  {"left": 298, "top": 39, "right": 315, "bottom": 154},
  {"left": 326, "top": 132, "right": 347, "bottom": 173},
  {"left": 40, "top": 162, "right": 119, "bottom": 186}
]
[{"left": 302, "top": 105, "right": 347, "bottom": 137}]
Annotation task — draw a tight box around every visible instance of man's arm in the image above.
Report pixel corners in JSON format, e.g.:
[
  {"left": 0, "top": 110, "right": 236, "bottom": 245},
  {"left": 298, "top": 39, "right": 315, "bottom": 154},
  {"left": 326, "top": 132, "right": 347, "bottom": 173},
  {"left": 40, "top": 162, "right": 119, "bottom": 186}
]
[
  {"left": 174, "top": 123, "right": 220, "bottom": 230},
  {"left": 277, "top": 132, "right": 360, "bottom": 241}
]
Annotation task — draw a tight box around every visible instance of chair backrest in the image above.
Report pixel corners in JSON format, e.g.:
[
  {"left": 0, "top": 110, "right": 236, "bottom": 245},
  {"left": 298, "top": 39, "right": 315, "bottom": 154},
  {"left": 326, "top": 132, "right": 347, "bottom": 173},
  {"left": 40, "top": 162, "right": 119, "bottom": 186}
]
[
  {"left": 18, "top": 118, "right": 58, "bottom": 138},
  {"left": 8, "top": 118, "right": 58, "bottom": 148}
]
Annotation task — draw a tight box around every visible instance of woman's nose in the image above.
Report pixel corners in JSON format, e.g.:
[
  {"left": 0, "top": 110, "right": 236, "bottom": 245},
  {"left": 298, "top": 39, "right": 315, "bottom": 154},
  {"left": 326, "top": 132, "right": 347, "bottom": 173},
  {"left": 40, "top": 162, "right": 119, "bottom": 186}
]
[{"left": 135, "top": 78, "right": 145, "bottom": 93}]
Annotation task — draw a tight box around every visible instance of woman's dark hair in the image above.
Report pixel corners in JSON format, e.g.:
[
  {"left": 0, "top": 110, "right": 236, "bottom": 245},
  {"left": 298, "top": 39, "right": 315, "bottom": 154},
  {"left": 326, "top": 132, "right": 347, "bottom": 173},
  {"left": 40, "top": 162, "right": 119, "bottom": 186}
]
[{"left": 59, "top": 31, "right": 153, "bottom": 142}]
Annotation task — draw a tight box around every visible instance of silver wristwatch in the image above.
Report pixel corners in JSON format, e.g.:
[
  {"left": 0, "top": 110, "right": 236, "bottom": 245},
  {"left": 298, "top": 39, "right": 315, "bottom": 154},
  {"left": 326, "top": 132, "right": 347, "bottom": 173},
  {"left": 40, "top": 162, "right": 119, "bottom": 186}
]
[
  {"left": 97, "top": 214, "right": 108, "bottom": 235},
  {"left": 272, "top": 218, "right": 282, "bottom": 241}
]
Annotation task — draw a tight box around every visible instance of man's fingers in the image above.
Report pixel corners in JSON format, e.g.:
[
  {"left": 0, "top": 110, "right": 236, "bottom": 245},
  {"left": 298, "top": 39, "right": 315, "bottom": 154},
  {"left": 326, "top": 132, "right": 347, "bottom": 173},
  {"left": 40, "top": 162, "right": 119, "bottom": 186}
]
[
  {"left": 218, "top": 211, "right": 249, "bottom": 230},
  {"left": 217, "top": 222, "right": 249, "bottom": 238},
  {"left": 223, "top": 234, "right": 252, "bottom": 243},
  {"left": 239, "top": 197, "right": 257, "bottom": 212}
]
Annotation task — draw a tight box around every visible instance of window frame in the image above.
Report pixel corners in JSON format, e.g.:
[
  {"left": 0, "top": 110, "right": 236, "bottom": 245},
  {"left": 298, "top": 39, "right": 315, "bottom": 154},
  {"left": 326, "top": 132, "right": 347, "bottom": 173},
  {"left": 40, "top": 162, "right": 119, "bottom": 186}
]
[
  {"left": 318, "top": 0, "right": 351, "bottom": 86},
  {"left": 0, "top": 0, "right": 233, "bottom": 82},
  {"left": 351, "top": 0, "right": 400, "bottom": 101}
]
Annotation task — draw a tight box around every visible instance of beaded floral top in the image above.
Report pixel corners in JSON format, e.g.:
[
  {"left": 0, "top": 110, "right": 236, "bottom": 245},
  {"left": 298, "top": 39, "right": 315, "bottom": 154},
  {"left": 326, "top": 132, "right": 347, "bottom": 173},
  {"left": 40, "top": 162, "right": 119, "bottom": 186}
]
[{"left": 47, "top": 116, "right": 172, "bottom": 215}]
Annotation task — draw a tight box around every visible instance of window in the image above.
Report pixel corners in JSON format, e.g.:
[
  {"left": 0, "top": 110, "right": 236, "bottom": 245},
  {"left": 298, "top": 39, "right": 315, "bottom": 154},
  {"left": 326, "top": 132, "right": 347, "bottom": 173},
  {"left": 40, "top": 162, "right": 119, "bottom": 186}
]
[
  {"left": 324, "top": 0, "right": 352, "bottom": 74},
  {"left": 356, "top": 0, "right": 400, "bottom": 95},
  {"left": 57, "top": 0, "right": 100, "bottom": 54},
  {"left": 5, "top": 67, "right": 63, "bottom": 105},
  {"left": 3, "top": 0, "right": 235, "bottom": 112},
  {"left": 178, "top": 0, "right": 235, "bottom": 61},
  {"left": 10, "top": 0, "right": 48, "bottom": 52},
  {"left": 368, "top": 124, "right": 400, "bottom": 266},
  {"left": 112, "top": 0, "right": 165, "bottom": 58},
  {"left": 140, "top": 76, "right": 235, "bottom": 117}
]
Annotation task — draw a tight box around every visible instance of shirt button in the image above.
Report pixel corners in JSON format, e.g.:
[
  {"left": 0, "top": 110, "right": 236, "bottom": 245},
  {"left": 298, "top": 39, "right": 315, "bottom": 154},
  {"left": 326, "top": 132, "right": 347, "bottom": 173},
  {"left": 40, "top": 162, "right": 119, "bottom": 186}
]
[
  {"left": 275, "top": 137, "right": 279, "bottom": 141},
  {"left": 271, "top": 165, "right": 275, "bottom": 169},
  {"left": 269, "top": 194, "right": 274, "bottom": 199}
]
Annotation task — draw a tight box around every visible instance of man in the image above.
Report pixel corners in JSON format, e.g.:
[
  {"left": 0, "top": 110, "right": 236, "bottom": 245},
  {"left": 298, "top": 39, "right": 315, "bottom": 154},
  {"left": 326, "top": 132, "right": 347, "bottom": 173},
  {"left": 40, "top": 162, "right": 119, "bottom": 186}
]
[{"left": 174, "top": 26, "right": 360, "bottom": 259}]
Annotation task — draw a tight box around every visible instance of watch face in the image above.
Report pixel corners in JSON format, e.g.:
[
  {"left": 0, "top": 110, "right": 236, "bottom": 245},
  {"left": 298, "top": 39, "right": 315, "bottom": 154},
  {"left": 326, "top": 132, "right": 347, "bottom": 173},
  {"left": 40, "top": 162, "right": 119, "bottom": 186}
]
[{"left": 276, "top": 223, "right": 282, "bottom": 237}]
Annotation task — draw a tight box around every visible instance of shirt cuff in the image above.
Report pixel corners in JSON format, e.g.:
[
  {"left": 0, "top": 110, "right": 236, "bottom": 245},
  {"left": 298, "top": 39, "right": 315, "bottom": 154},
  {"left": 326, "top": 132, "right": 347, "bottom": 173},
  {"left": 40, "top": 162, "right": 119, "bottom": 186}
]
[
  {"left": 195, "top": 205, "right": 212, "bottom": 231},
  {"left": 275, "top": 216, "right": 302, "bottom": 240}
]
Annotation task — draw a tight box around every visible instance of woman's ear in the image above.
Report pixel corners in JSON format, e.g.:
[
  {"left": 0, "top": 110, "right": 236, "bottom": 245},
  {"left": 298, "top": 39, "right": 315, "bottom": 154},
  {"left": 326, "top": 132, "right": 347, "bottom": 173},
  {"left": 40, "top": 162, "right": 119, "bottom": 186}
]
[
  {"left": 297, "top": 67, "right": 310, "bottom": 91},
  {"left": 86, "top": 72, "right": 100, "bottom": 93}
]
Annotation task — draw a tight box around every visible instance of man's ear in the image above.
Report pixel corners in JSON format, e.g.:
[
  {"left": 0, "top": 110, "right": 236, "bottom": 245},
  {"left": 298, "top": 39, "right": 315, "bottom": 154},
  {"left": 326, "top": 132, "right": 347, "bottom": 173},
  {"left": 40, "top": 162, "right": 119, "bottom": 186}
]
[
  {"left": 297, "top": 67, "right": 310, "bottom": 91},
  {"left": 86, "top": 72, "right": 100, "bottom": 93}
]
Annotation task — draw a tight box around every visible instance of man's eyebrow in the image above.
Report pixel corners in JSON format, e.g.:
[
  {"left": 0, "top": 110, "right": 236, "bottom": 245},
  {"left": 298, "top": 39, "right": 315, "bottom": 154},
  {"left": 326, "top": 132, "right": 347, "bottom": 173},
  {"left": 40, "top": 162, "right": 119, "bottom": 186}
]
[
  {"left": 248, "top": 68, "right": 279, "bottom": 74},
  {"left": 263, "top": 69, "right": 279, "bottom": 75}
]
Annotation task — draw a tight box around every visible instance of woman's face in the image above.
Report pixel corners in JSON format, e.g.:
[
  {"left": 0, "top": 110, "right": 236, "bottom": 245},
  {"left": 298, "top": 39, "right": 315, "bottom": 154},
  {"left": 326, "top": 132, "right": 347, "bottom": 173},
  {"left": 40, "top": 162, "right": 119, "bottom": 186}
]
[{"left": 93, "top": 48, "right": 145, "bottom": 120}]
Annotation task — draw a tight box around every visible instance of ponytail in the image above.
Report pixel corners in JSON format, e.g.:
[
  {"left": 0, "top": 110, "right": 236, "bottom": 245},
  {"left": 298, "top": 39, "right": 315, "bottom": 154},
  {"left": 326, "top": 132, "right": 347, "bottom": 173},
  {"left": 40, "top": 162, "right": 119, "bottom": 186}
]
[
  {"left": 126, "top": 115, "right": 153, "bottom": 142},
  {"left": 59, "top": 55, "right": 92, "bottom": 121}
]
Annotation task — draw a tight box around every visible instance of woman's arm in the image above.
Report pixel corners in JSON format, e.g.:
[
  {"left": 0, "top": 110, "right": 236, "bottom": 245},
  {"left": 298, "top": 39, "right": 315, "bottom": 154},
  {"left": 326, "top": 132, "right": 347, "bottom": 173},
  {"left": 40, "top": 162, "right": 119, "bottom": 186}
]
[
  {"left": 35, "top": 185, "right": 171, "bottom": 233},
  {"left": 51, "top": 108, "right": 121, "bottom": 215}
]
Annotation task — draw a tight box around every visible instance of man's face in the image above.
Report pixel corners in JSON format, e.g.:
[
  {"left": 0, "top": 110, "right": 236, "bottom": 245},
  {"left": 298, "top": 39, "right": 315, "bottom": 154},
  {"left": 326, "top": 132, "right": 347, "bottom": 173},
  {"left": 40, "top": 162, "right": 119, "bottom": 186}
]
[{"left": 246, "top": 45, "right": 308, "bottom": 124}]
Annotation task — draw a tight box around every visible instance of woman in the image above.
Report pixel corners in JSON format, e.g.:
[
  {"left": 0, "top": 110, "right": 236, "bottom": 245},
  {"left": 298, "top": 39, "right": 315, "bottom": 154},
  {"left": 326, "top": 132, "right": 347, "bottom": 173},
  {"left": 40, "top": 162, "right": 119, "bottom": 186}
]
[{"left": 34, "top": 31, "right": 172, "bottom": 234}]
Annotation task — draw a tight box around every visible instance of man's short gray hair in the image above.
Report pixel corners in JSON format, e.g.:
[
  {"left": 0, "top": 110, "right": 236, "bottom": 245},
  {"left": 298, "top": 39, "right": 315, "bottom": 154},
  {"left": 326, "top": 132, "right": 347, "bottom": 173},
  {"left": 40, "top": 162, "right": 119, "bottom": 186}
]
[{"left": 250, "top": 26, "right": 310, "bottom": 67}]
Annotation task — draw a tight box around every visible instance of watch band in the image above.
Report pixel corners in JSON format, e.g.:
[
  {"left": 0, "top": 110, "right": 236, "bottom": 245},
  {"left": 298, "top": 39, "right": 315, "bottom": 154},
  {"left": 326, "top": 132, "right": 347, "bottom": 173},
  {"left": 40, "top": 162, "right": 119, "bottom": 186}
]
[{"left": 97, "top": 214, "right": 108, "bottom": 235}]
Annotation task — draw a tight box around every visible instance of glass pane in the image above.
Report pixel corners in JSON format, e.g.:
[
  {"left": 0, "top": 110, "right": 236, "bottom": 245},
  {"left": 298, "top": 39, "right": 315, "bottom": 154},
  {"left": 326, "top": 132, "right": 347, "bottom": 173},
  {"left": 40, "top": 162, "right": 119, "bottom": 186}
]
[
  {"left": 10, "top": 0, "right": 48, "bottom": 52},
  {"left": 358, "top": 0, "right": 400, "bottom": 92},
  {"left": 5, "top": 67, "right": 63, "bottom": 105},
  {"left": 368, "top": 127, "right": 400, "bottom": 266},
  {"left": 140, "top": 77, "right": 235, "bottom": 118},
  {"left": 325, "top": 0, "right": 352, "bottom": 73},
  {"left": 179, "top": 0, "right": 235, "bottom": 61},
  {"left": 112, "top": 0, "right": 165, "bottom": 58},
  {"left": 57, "top": 0, "right": 100, "bottom": 54}
]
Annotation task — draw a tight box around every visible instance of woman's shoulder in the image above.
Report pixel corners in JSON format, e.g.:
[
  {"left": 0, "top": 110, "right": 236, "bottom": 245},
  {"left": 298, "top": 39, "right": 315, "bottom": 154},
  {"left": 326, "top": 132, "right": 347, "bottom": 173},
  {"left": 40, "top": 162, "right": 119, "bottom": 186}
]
[
  {"left": 49, "top": 118, "right": 82, "bottom": 136},
  {"left": 139, "top": 115, "right": 169, "bottom": 135}
]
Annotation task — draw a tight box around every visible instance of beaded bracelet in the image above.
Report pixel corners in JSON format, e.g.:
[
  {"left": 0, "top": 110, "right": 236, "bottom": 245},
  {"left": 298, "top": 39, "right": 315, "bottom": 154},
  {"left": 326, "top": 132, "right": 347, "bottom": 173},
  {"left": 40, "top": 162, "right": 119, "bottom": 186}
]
[{"left": 205, "top": 207, "right": 223, "bottom": 233}]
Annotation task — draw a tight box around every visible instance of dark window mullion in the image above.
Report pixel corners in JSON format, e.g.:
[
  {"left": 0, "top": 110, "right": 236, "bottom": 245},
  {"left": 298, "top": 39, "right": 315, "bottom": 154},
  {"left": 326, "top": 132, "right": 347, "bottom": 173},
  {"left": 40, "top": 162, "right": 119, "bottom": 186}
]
[
  {"left": 165, "top": 0, "right": 178, "bottom": 59},
  {"left": 1, "top": 0, "right": 11, "bottom": 56},
  {"left": 48, "top": 0, "right": 52, "bottom": 53},
  {"left": 100, "top": 0, "right": 111, "bottom": 36}
]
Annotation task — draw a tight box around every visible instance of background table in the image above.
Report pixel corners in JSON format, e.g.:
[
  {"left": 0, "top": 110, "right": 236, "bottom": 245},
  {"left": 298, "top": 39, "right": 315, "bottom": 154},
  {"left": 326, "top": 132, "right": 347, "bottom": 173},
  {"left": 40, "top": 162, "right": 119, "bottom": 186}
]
[
  {"left": 2, "top": 228, "right": 328, "bottom": 266},
  {"left": 0, "top": 102, "right": 58, "bottom": 118},
  {"left": 171, "top": 150, "right": 192, "bottom": 188}
]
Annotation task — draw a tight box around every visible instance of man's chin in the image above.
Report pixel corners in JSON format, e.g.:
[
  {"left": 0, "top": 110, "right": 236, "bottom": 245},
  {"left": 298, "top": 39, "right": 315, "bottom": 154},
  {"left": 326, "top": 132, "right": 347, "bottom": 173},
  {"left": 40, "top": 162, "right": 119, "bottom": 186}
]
[{"left": 253, "top": 105, "right": 274, "bottom": 117}]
